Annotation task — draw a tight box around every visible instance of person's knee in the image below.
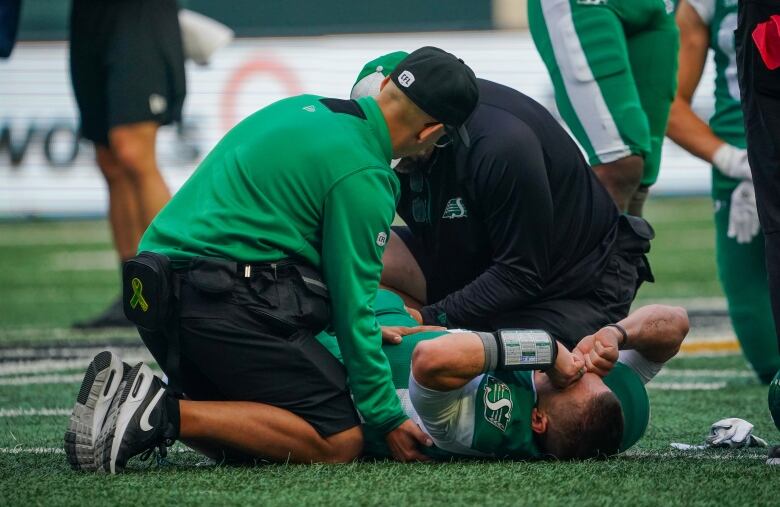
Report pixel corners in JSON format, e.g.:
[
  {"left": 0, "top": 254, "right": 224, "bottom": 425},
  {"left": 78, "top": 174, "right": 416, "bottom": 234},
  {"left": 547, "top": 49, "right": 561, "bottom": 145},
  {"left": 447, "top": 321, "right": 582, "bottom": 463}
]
[
  {"left": 95, "top": 146, "right": 127, "bottom": 184},
  {"left": 109, "top": 125, "right": 157, "bottom": 178},
  {"left": 321, "top": 426, "right": 363, "bottom": 463},
  {"left": 593, "top": 155, "right": 644, "bottom": 209},
  {"left": 596, "top": 156, "right": 643, "bottom": 187}
]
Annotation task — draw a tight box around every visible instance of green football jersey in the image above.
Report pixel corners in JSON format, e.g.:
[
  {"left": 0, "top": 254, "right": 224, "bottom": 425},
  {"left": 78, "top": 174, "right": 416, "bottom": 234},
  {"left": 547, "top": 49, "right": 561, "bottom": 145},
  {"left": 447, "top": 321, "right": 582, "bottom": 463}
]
[
  {"left": 688, "top": 0, "right": 745, "bottom": 196},
  {"left": 140, "top": 95, "right": 408, "bottom": 435},
  {"left": 317, "top": 290, "right": 650, "bottom": 458}
]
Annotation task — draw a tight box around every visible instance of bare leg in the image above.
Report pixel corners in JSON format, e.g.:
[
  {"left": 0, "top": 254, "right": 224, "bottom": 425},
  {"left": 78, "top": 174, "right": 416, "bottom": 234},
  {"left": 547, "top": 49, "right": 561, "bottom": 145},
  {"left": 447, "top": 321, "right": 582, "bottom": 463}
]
[
  {"left": 592, "top": 155, "right": 644, "bottom": 214},
  {"left": 109, "top": 121, "right": 171, "bottom": 229},
  {"left": 627, "top": 185, "right": 650, "bottom": 217},
  {"left": 380, "top": 231, "right": 427, "bottom": 305},
  {"left": 95, "top": 145, "right": 143, "bottom": 261},
  {"left": 179, "top": 400, "right": 363, "bottom": 464}
]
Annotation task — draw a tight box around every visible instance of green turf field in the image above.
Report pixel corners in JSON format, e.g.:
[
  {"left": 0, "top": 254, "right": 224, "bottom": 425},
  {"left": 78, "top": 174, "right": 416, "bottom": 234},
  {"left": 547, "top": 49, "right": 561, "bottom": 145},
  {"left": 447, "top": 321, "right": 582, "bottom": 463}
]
[{"left": 0, "top": 196, "right": 777, "bottom": 506}]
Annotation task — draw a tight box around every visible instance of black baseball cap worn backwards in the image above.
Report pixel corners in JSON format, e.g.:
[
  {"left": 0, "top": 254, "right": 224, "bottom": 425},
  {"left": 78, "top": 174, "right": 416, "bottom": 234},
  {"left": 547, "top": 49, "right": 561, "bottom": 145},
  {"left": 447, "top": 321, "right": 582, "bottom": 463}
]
[{"left": 389, "top": 46, "right": 479, "bottom": 147}]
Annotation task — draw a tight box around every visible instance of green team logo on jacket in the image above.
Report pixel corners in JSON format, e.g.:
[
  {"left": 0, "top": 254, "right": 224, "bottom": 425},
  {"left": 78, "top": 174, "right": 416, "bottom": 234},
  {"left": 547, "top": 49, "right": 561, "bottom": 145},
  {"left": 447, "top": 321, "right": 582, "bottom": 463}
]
[
  {"left": 442, "top": 198, "right": 468, "bottom": 219},
  {"left": 483, "top": 375, "right": 513, "bottom": 432}
]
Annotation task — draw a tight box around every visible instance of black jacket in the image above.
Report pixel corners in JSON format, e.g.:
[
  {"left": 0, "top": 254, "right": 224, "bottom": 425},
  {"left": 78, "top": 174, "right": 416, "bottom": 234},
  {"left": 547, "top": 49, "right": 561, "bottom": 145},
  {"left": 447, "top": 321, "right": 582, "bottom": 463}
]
[{"left": 397, "top": 79, "right": 620, "bottom": 328}]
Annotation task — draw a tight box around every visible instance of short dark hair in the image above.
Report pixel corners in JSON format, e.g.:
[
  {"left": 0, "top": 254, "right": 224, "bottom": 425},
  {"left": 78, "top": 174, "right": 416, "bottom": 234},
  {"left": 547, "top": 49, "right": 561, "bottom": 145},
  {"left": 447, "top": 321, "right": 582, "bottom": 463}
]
[{"left": 535, "top": 391, "right": 624, "bottom": 459}]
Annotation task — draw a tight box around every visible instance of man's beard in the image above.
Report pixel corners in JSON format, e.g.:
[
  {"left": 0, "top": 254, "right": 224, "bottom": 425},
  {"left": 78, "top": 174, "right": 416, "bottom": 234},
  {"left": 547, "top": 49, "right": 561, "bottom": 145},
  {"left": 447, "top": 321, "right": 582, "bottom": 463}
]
[{"left": 393, "top": 149, "right": 437, "bottom": 174}]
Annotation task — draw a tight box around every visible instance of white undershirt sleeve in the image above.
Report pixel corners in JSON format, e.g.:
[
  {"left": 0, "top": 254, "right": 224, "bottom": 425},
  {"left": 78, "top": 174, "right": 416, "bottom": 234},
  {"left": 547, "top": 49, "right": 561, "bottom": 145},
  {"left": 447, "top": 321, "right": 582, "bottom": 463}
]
[{"left": 617, "top": 350, "right": 665, "bottom": 385}]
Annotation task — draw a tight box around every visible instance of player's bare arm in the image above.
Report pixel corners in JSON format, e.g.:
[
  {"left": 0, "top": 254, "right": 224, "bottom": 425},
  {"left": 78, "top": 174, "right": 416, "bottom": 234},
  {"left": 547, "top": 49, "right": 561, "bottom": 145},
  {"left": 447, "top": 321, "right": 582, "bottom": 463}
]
[
  {"left": 576, "top": 305, "right": 689, "bottom": 375},
  {"left": 411, "top": 331, "right": 585, "bottom": 392},
  {"left": 668, "top": 1, "right": 732, "bottom": 164}
]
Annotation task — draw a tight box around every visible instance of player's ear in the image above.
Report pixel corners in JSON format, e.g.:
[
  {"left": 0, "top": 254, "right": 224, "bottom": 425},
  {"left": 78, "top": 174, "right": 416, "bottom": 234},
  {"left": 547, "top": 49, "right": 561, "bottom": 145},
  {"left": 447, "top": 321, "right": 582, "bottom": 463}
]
[
  {"left": 417, "top": 122, "right": 444, "bottom": 144},
  {"left": 379, "top": 75, "right": 391, "bottom": 91},
  {"left": 531, "top": 407, "right": 548, "bottom": 435}
]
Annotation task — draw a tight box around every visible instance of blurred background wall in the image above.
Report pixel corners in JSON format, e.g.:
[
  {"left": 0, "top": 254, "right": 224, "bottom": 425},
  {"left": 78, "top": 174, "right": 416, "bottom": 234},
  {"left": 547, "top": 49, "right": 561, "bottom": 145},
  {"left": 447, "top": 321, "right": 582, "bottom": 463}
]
[{"left": 2, "top": 0, "right": 714, "bottom": 218}]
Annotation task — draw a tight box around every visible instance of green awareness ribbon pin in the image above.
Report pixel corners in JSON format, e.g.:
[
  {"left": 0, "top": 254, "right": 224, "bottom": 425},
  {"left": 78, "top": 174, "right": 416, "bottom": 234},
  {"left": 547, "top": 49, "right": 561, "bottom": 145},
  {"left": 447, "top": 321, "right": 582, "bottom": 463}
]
[{"left": 130, "top": 277, "right": 149, "bottom": 312}]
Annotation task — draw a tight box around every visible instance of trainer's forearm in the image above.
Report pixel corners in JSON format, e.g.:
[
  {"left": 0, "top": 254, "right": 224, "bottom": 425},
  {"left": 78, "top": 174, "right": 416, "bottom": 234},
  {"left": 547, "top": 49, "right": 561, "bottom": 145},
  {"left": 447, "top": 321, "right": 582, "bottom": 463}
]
[
  {"left": 617, "top": 305, "right": 689, "bottom": 363},
  {"left": 411, "top": 332, "right": 486, "bottom": 391}
]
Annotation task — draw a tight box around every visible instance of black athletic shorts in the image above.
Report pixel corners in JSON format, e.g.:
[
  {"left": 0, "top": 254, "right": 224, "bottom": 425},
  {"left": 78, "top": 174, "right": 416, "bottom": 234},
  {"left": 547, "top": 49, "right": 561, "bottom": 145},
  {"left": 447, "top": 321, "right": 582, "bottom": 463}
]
[
  {"left": 69, "top": 0, "right": 186, "bottom": 145},
  {"left": 394, "top": 215, "right": 654, "bottom": 349},
  {"left": 138, "top": 260, "right": 360, "bottom": 438}
]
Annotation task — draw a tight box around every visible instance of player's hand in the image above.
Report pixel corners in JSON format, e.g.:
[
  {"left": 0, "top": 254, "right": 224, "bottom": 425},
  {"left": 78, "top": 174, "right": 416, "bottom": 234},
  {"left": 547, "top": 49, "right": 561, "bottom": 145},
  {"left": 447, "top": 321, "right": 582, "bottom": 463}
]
[
  {"left": 574, "top": 327, "right": 621, "bottom": 377},
  {"left": 381, "top": 325, "right": 445, "bottom": 345},
  {"left": 385, "top": 419, "right": 433, "bottom": 462},
  {"left": 713, "top": 143, "right": 752, "bottom": 181},
  {"left": 546, "top": 343, "right": 586, "bottom": 389},
  {"left": 728, "top": 181, "right": 760, "bottom": 244},
  {"left": 405, "top": 306, "right": 424, "bottom": 324}
]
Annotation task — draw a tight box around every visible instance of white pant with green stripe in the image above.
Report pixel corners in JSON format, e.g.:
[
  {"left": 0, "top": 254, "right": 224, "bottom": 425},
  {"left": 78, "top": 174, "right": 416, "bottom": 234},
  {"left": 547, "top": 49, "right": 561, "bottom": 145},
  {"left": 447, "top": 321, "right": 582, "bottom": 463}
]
[{"left": 528, "top": 0, "right": 679, "bottom": 186}]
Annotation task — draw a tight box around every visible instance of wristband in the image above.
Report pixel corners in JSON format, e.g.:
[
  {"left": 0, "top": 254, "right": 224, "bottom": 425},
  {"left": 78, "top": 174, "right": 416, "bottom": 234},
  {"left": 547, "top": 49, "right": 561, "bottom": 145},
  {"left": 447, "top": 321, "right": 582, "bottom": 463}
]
[
  {"left": 605, "top": 323, "right": 628, "bottom": 349},
  {"left": 493, "top": 329, "right": 558, "bottom": 371}
]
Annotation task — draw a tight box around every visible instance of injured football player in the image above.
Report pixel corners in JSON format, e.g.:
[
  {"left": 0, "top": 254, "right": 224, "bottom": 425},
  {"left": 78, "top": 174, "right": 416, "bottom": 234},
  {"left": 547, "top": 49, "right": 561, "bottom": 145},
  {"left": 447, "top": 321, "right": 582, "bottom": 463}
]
[{"left": 317, "top": 289, "right": 689, "bottom": 460}]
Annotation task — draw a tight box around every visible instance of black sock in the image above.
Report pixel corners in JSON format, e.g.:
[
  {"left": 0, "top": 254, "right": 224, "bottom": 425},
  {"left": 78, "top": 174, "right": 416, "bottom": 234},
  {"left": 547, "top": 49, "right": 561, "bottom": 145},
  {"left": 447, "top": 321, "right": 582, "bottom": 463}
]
[{"left": 164, "top": 392, "right": 181, "bottom": 440}]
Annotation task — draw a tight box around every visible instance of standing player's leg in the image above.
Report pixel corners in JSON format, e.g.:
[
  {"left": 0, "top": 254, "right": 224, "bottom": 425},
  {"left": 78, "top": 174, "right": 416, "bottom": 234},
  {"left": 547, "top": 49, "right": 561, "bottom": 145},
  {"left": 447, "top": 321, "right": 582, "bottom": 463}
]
[
  {"left": 95, "top": 145, "right": 143, "bottom": 261},
  {"left": 108, "top": 122, "right": 171, "bottom": 229},
  {"left": 714, "top": 195, "right": 780, "bottom": 384},
  {"left": 528, "top": 0, "right": 651, "bottom": 213},
  {"left": 624, "top": 14, "right": 680, "bottom": 217}
]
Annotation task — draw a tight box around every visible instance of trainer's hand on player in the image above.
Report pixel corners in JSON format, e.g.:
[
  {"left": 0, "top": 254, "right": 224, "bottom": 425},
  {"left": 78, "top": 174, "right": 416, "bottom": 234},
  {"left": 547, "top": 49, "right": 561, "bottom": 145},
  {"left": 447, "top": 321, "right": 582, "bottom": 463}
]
[
  {"left": 381, "top": 325, "right": 445, "bottom": 345},
  {"left": 546, "top": 343, "right": 587, "bottom": 389},
  {"left": 386, "top": 419, "right": 433, "bottom": 462},
  {"left": 574, "top": 327, "right": 620, "bottom": 377}
]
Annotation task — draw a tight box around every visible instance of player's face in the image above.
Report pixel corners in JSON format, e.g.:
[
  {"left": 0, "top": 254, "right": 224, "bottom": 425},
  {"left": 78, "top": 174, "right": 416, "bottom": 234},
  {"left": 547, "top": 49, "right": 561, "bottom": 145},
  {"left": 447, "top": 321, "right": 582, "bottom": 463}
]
[{"left": 537, "top": 372, "right": 610, "bottom": 413}]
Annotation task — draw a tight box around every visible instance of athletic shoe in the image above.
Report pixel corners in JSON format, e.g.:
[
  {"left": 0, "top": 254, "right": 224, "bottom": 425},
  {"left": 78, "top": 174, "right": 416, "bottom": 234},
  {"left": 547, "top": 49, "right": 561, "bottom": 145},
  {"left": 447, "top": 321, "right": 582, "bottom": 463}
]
[
  {"left": 64, "top": 351, "right": 130, "bottom": 471},
  {"left": 94, "top": 363, "right": 178, "bottom": 474},
  {"left": 72, "top": 296, "right": 132, "bottom": 329},
  {"left": 768, "top": 445, "right": 780, "bottom": 466}
]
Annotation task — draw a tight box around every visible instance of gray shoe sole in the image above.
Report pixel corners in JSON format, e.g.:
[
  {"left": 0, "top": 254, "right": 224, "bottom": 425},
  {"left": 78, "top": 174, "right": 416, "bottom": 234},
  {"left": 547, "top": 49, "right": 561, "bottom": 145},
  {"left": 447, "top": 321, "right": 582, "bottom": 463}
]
[
  {"left": 64, "top": 351, "right": 126, "bottom": 471},
  {"left": 95, "top": 362, "right": 152, "bottom": 474}
]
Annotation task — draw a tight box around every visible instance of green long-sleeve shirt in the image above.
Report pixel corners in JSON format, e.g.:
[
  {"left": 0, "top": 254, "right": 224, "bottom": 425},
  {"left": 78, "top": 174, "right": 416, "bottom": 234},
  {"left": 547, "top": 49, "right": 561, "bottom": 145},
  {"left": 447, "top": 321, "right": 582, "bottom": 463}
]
[{"left": 139, "top": 95, "right": 407, "bottom": 434}]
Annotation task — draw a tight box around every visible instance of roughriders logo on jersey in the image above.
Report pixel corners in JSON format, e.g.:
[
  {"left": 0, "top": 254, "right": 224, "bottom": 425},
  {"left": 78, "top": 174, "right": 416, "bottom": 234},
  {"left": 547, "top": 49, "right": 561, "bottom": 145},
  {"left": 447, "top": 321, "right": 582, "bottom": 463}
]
[
  {"left": 442, "top": 197, "right": 468, "bottom": 219},
  {"left": 483, "top": 376, "right": 513, "bottom": 432}
]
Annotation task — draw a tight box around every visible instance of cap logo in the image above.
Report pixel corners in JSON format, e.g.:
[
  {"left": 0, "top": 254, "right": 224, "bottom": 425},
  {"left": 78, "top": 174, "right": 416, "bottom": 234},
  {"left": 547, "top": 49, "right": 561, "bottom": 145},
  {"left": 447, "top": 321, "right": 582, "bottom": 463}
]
[{"left": 398, "top": 70, "right": 415, "bottom": 88}]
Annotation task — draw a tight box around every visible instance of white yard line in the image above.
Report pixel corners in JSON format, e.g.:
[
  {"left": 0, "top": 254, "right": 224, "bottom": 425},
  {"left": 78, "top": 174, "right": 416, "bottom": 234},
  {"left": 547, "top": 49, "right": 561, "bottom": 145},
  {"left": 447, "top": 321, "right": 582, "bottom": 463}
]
[
  {"left": 657, "top": 369, "right": 754, "bottom": 379},
  {"left": 0, "top": 374, "right": 83, "bottom": 385},
  {"left": 0, "top": 345, "right": 151, "bottom": 360},
  {"left": 0, "top": 357, "right": 149, "bottom": 376},
  {"left": 0, "top": 447, "right": 65, "bottom": 454},
  {"left": 0, "top": 446, "right": 195, "bottom": 455},
  {"left": 0, "top": 408, "right": 70, "bottom": 417},
  {"left": 647, "top": 381, "right": 727, "bottom": 391},
  {"left": 0, "top": 327, "right": 139, "bottom": 342},
  {"left": 623, "top": 449, "right": 769, "bottom": 460}
]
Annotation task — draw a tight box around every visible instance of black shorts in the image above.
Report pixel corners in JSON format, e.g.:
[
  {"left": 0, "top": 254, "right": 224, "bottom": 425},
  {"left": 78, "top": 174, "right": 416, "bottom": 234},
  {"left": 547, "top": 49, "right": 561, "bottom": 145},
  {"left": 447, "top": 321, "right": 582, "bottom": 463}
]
[
  {"left": 69, "top": 0, "right": 186, "bottom": 145},
  {"left": 394, "top": 216, "right": 654, "bottom": 349},
  {"left": 139, "top": 261, "right": 360, "bottom": 438}
]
